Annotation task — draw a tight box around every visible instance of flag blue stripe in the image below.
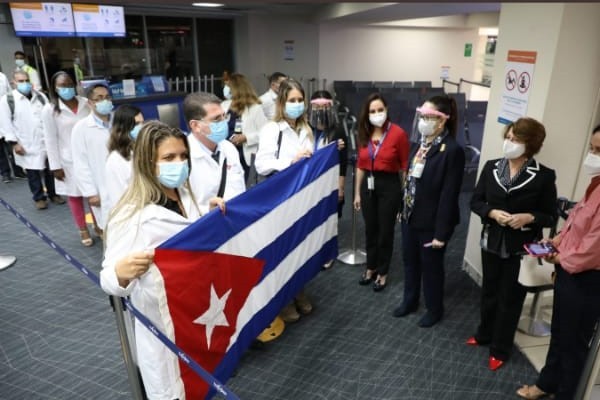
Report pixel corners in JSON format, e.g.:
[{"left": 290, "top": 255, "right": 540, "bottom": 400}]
[
  {"left": 159, "top": 144, "right": 339, "bottom": 251},
  {"left": 213, "top": 236, "right": 338, "bottom": 382},
  {"left": 254, "top": 191, "right": 338, "bottom": 281}
]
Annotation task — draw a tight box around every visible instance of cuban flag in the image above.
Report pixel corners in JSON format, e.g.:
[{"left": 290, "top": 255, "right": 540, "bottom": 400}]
[{"left": 153, "top": 143, "right": 339, "bottom": 399}]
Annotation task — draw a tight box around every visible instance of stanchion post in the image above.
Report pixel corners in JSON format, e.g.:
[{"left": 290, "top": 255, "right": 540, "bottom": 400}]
[
  {"left": 337, "top": 115, "right": 366, "bottom": 265},
  {"left": 111, "top": 296, "right": 146, "bottom": 400}
]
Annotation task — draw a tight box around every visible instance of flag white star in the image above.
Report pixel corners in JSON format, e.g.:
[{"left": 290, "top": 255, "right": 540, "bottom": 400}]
[{"left": 193, "top": 284, "right": 232, "bottom": 349}]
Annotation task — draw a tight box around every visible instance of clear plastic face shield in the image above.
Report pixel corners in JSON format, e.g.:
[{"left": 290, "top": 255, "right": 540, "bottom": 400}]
[
  {"left": 410, "top": 105, "right": 449, "bottom": 144},
  {"left": 308, "top": 98, "right": 337, "bottom": 131}
]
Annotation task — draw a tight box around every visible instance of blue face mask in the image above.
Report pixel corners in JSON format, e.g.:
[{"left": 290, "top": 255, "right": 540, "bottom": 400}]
[
  {"left": 95, "top": 99, "right": 113, "bottom": 115},
  {"left": 207, "top": 120, "right": 229, "bottom": 144},
  {"left": 130, "top": 124, "right": 142, "bottom": 140},
  {"left": 56, "top": 87, "right": 76, "bottom": 101},
  {"left": 285, "top": 102, "right": 305, "bottom": 119},
  {"left": 157, "top": 161, "right": 189, "bottom": 189},
  {"left": 223, "top": 85, "right": 232, "bottom": 100},
  {"left": 17, "top": 82, "right": 32, "bottom": 95}
]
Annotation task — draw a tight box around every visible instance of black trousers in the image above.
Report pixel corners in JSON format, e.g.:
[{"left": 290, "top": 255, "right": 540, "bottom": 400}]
[
  {"left": 360, "top": 171, "right": 401, "bottom": 277},
  {"left": 26, "top": 165, "right": 56, "bottom": 201},
  {"left": 475, "top": 250, "right": 526, "bottom": 360},
  {"left": 400, "top": 222, "right": 449, "bottom": 317},
  {"left": 536, "top": 266, "right": 600, "bottom": 399},
  {"left": 0, "top": 138, "right": 24, "bottom": 178}
]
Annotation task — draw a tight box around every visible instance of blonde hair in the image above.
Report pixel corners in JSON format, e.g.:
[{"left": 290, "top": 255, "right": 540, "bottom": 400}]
[
  {"left": 229, "top": 73, "right": 261, "bottom": 115},
  {"left": 108, "top": 120, "right": 198, "bottom": 225},
  {"left": 274, "top": 78, "right": 313, "bottom": 140}
]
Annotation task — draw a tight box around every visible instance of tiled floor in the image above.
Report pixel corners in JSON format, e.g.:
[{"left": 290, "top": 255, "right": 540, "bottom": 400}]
[{"left": 515, "top": 294, "right": 600, "bottom": 399}]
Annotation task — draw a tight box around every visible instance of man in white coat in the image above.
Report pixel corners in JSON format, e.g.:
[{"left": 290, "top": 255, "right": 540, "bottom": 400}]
[
  {"left": 259, "top": 72, "right": 287, "bottom": 121},
  {"left": 0, "top": 71, "right": 63, "bottom": 209},
  {"left": 71, "top": 83, "right": 113, "bottom": 230},
  {"left": 183, "top": 92, "right": 246, "bottom": 214},
  {"left": 0, "top": 70, "right": 16, "bottom": 183}
]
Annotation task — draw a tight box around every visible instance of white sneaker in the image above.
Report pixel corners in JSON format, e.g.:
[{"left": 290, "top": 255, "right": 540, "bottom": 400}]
[{"left": 0, "top": 255, "right": 17, "bottom": 271}]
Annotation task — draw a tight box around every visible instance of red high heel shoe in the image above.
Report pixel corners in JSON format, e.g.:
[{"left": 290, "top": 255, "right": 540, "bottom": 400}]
[
  {"left": 488, "top": 356, "right": 504, "bottom": 371},
  {"left": 465, "top": 336, "right": 479, "bottom": 346}
]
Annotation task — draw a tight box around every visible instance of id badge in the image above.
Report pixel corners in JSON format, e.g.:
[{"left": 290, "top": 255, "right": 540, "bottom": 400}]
[
  {"left": 367, "top": 175, "right": 375, "bottom": 190},
  {"left": 411, "top": 161, "right": 425, "bottom": 178}
]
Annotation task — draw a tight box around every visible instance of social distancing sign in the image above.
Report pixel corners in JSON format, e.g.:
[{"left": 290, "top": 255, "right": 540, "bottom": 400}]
[{"left": 498, "top": 50, "right": 537, "bottom": 125}]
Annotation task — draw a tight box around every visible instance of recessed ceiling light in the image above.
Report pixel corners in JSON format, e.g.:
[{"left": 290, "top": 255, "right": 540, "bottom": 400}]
[{"left": 192, "top": 2, "right": 224, "bottom": 7}]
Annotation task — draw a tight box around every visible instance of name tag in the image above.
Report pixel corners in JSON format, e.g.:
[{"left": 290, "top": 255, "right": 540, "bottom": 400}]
[
  {"left": 411, "top": 161, "right": 425, "bottom": 178},
  {"left": 367, "top": 175, "right": 375, "bottom": 190}
]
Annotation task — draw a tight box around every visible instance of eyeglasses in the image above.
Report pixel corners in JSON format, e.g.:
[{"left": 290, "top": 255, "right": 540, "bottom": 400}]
[{"left": 201, "top": 113, "right": 230, "bottom": 124}]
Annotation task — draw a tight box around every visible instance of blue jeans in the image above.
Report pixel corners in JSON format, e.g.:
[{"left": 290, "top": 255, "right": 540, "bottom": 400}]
[{"left": 27, "top": 166, "right": 56, "bottom": 201}]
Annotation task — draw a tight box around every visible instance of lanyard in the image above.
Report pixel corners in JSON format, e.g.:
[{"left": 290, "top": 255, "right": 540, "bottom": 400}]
[{"left": 367, "top": 122, "right": 391, "bottom": 172}]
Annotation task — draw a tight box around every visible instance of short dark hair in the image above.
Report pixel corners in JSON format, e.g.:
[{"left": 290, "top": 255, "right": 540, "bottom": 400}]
[
  {"left": 85, "top": 83, "right": 109, "bottom": 99},
  {"left": 504, "top": 117, "right": 546, "bottom": 158},
  {"left": 14, "top": 51, "right": 25, "bottom": 58},
  {"left": 593, "top": 124, "right": 600, "bottom": 135},
  {"left": 183, "top": 92, "right": 221, "bottom": 123},
  {"left": 269, "top": 72, "right": 287, "bottom": 84}
]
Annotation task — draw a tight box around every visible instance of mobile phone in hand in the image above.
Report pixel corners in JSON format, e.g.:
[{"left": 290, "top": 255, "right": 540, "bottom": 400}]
[{"left": 523, "top": 242, "right": 558, "bottom": 257}]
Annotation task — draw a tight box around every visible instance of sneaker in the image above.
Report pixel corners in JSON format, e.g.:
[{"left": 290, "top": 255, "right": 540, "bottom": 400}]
[
  {"left": 50, "top": 195, "right": 65, "bottom": 205},
  {"left": 2, "top": 175, "right": 12, "bottom": 183},
  {"left": 35, "top": 199, "right": 48, "bottom": 210},
  {"left": 14, "top": 171, "right": 27, "bottom": 180},
  {"left": 279, "top": 302, "right": 300, "bottom": 323}
]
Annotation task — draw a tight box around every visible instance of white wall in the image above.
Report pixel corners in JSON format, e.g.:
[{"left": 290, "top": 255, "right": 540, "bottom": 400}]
[
  {"left": 318, "top": 24, "right": 482, "bottom": 89},
  {"left": 463, "top": 3, "right": 600, "bottom": 280},
  {"left": 234, "top": 14, "right": 319, "bottom": 94}
]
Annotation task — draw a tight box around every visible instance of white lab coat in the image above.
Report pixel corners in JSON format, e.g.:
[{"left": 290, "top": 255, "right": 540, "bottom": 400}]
[
  {"left": 71, "top": 113, "right": 111, "bottom": 228},
  {"left": 259, "top": 89, "right": 277, "bottom": 121},
  {"left": 101, "top": 187, "right": 200, "bottom": 400},
  {"left": 255, "top": 120, "right": 313, "bottom": 176},
  {"left": 221, "top": 102, "right": 269, "bottom": 165},
  {"left": 187, "top": 134, "right": 246, "bottom": 214},
  {"left": 0, "top": 72, "right": 10, "bottom": 100},
  {"left": 104, "top": 150, "right": 132, "bottom": 218},
  {"left": 41, "top": 96, "right": 91, "bottom": 196},
  {"left": 0, "top": 89, "right": 48, "bottom": 169},
  {"left": 238, "top": 103, "right": 269, "bottom": 166}
]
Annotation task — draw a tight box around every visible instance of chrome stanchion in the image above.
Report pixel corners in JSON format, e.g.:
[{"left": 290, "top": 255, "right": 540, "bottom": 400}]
[{"left": 337, "top": 115, "right": 366, "bottom": 265}]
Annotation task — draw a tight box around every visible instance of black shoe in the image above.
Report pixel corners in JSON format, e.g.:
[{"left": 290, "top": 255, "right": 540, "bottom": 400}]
[
  {"left": 418, "top": 312, "right": 442, "bottom": 328},
  {"left": 392, "top": 303, "right": 418, "bottom": 318},
  {"left": 14, "top": 172, "right": 27, "bottom": 180},
  {"left": 2, "top": 175, "right": 12, "bottom": 183},
  {"left": 372, "top": 279, "right": 387, "bottom": 292},
  {"left": 358, "top": 270, "right": 376, "bottom": 285}
]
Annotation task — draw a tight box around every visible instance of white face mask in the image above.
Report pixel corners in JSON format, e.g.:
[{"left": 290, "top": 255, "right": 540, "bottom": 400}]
[
  {"left": 418, "top": 118, "right": 437, "bottom": 137},
  {"left": 502, "top": 139, "right": 526, "bottom": 159},
  {"left": 369, "top": 112, "right": 387, "bottom": 127},
  {"left": 583, "top": 152, "right": 600, "bottom": 176}
]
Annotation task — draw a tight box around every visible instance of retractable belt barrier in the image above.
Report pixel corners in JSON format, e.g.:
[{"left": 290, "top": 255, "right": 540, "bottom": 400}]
[{"left": 0, "top": 196, "right": 240, "bottom": 400}]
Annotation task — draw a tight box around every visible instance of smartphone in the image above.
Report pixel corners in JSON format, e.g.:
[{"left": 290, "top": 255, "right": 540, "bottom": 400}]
[{"left": 523, "top": 242, "right": 558, "bottom": 257}]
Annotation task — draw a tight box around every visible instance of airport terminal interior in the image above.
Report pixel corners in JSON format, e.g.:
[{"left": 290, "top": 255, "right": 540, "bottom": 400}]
[{"left": 1, "top": 1, "right": 600, "bottom": 399}]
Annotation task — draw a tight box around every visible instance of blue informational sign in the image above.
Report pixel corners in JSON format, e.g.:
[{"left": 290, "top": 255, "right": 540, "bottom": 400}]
[
  {"left": 72, "top": 4, "right": 125, "bottom": 38},
  {"left": 10, "top": 2, "right": 76, "bottom": 37}
]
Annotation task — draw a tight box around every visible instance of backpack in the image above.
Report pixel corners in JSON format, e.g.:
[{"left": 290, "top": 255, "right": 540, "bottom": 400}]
[{"left": 6, "top": 91, "right": 46, "bottom": 122}]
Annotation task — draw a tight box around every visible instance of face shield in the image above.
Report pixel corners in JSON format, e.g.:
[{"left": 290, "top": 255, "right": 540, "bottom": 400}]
[
  {"left": 308, "top": 98, "right": 337, "bottom": 131},
  {"left": 409, "top": 106, "right": 449, "bottom": 143}
]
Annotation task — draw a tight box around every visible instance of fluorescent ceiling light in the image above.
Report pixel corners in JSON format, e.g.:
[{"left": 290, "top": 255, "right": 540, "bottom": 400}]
[{"left": 192, "top": 2, "right": 224, "bottom": 7}]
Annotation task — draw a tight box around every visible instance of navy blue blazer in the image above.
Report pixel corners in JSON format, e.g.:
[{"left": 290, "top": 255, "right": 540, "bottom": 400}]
[
  {"left": 406, "top": 134, "right": 465, "bottom": 241},
  {"left": 470, "top": 158, "right": 557, "bottom": 255}
]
